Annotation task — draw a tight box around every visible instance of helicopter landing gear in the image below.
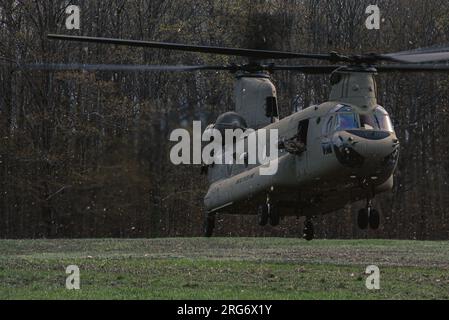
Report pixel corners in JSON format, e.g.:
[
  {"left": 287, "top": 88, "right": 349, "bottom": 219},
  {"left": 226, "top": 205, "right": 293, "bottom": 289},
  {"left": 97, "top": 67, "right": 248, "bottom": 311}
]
[
  {"left": 203, "top": 213, "right": 215, "bottom": 237},
  {"left": 266, "top": 195, "right": 280, "bottom": 227},
  {"left": 258, "top": 195, "right": 280, "bottom": 227},
  {"left": 268, "top": 203, "right": 280, "bottom": 227},
  {"left": 303, "top": 217, "right": 314, "bottom": 241},
  {"left": 357, "top": 199, "right": 380, "bottom": 230},
  {"left": 369, "top": 208, "right": 380, "bottom": 230},
  {"left": 257, "top": 203, "right": 269, "bottom": 226},
  {"left": 357, "top": 208, "right": 369, "bottom": 230}
]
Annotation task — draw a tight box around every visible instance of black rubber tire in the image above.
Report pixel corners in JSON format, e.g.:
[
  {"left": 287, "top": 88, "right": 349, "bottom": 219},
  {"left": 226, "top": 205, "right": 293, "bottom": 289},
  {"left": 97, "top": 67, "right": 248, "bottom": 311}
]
[
  {"left": 257, "top": 204, "right": 269, "bottom": 226},
  {"left": 303, "top": 220, "right": 314, "bottom": 241},
  {"left": 358, "top": 208, "right": 369, "bottom": 230},
  {"left": 269, "top": 204, "right": 280, "bottom": 227},
  {"left": 203, "top": 214, "right": 215, "bottom": 237},
  {"left": 369, "top": 209, "right": 380, "bottom": 230}
]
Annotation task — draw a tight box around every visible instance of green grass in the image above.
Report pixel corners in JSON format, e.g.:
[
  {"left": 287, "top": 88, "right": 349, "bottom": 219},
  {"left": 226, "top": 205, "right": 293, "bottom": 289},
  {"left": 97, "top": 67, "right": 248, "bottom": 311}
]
[{"left": 0, "top": 238, "right": 448, "bottom": 300}]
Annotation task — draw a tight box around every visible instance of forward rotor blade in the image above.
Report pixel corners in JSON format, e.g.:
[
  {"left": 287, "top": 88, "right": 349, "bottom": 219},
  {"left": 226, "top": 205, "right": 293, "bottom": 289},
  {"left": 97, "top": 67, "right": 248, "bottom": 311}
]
[
  {"left": 21, "top": 63, "right": 340, "bottom": 74},
  {"left": 47, "top": 34, "right": 449, "bottom": 65},
  {"left": 18, "top": 63, "right": 232, "bottom": 72},
  {"left": 47, "top": 34, "right": 332, "bottom": 61},
  {"left": 11, "top": 61, "right": 449, "bottom": 75}
]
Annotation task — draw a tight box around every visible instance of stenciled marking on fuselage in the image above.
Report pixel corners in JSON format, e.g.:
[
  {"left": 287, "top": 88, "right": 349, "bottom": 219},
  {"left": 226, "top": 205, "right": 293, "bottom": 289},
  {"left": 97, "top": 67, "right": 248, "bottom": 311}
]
[{"left": 236, "top": 173, "right": 256, "bottom": 185}]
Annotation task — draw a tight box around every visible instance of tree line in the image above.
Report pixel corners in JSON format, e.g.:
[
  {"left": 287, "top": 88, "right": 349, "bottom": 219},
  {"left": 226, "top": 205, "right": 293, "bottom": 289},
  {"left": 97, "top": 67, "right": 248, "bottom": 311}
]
[{"left": 0, "top": 0, "right": 448, "bottom": 239}]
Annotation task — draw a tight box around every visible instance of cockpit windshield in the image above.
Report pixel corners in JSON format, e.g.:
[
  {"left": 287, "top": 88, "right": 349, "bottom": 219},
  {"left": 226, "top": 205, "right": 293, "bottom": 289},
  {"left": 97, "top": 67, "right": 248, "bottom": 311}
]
[
  {"left": 325, "top": 104, "right": 394, "bottom": 134},
  {"left": 360, "top": 114, "right": 380, "bottom": 130}
]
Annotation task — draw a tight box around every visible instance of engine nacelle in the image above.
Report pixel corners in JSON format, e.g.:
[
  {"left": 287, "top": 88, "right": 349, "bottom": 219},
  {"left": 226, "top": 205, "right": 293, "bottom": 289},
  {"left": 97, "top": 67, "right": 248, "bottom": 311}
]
[{"left": 234, "top": 73, "right": 278, "bottom": 129}]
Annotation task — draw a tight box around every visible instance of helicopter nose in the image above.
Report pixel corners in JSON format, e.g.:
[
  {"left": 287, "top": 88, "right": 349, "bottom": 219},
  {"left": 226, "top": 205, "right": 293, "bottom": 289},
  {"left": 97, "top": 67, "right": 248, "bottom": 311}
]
[{"left": 333, "top": 130, "right": 400, "bottom": 172}]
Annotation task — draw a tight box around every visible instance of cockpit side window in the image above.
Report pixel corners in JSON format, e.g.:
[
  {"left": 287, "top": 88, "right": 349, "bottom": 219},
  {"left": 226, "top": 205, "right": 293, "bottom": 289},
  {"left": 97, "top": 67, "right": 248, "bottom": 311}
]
[
  {"left": 375, "top": 106, "right": 394, "bottom": 132},
  {"left": 375, "top": 115, "right": 394, "bottom": 132},
  {"left": 360, "top": 107, "right": 394, "bottom": 132}
]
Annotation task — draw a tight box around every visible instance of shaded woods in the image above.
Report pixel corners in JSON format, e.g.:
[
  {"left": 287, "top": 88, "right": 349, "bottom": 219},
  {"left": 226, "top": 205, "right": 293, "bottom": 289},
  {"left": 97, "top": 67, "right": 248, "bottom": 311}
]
[{"left": 0, "top": 0, "right": 448, "bottom": 239}]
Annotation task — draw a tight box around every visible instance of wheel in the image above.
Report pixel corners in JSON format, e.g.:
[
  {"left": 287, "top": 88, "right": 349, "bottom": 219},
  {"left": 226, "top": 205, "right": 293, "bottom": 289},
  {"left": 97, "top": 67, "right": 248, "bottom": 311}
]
[
  {"left": 357, "top": 208, "right": 369, "bottom": 230},
  {"left": 369, "top": 209, "right": 380, "bottom": 230},
  {"left": 203, "top": 214, "right": 215, "bottom": 237},
  {"left": 269, "top": 204, "right": 280, "bottom": 226},
  {"left": 303, "top": 219, "right": 314, "bottom": 241},
  {"left": 257, "top": 204, "right": 269, "bottom": 226}
]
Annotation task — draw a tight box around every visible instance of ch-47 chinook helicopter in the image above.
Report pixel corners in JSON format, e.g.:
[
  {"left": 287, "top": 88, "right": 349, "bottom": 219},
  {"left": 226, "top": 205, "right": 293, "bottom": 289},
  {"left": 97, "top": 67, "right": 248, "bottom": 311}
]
[{"left": 33, "top": 34, "right": 449, "bottom": 240}]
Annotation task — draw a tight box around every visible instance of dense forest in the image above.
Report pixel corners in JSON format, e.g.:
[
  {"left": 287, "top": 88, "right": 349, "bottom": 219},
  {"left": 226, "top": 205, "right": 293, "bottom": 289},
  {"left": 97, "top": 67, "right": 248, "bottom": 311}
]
[{"left": 0, "top": 0, "right": 448, "bottom": 239}]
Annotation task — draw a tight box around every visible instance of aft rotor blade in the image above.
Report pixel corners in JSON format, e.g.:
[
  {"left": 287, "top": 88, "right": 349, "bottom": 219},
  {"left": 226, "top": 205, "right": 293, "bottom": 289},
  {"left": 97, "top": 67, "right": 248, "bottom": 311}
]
[
  {"left": 271, "top": 65, "right": 341, "bottom": 74},
  {"left": 376, "top": 64, "right": 449, "bottom": 72},
  {"left": 272, "top": 64, "right": 449, "bottom": 74},
  {"left": 275, "top": 64, "right": 449, "bottom": 73},
  {"left": 18, "top": 63, "right": 232, "bottom": 72},
  {"left": 47, "top": 34, "right": 333, "bottom": 61},
  {"left": 383, "top": 45, "right": 449, "bottom": 63}
]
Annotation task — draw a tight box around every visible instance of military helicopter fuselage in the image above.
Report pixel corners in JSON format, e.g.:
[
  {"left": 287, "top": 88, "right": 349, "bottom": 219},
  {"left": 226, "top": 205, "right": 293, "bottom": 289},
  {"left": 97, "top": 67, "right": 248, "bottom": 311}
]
[
  {"left": 204, "top": 100, "right": 399, "bottom": 216},
  {"left": 203, "top": 67, "right": 399, "bottom": 237}
]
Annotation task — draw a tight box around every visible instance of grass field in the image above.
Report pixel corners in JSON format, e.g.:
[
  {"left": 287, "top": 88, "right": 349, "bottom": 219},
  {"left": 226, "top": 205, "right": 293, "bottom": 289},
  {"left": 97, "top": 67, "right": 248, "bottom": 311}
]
[{"left": 0, "top": 238, "right": 448, "bottom": 300}]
